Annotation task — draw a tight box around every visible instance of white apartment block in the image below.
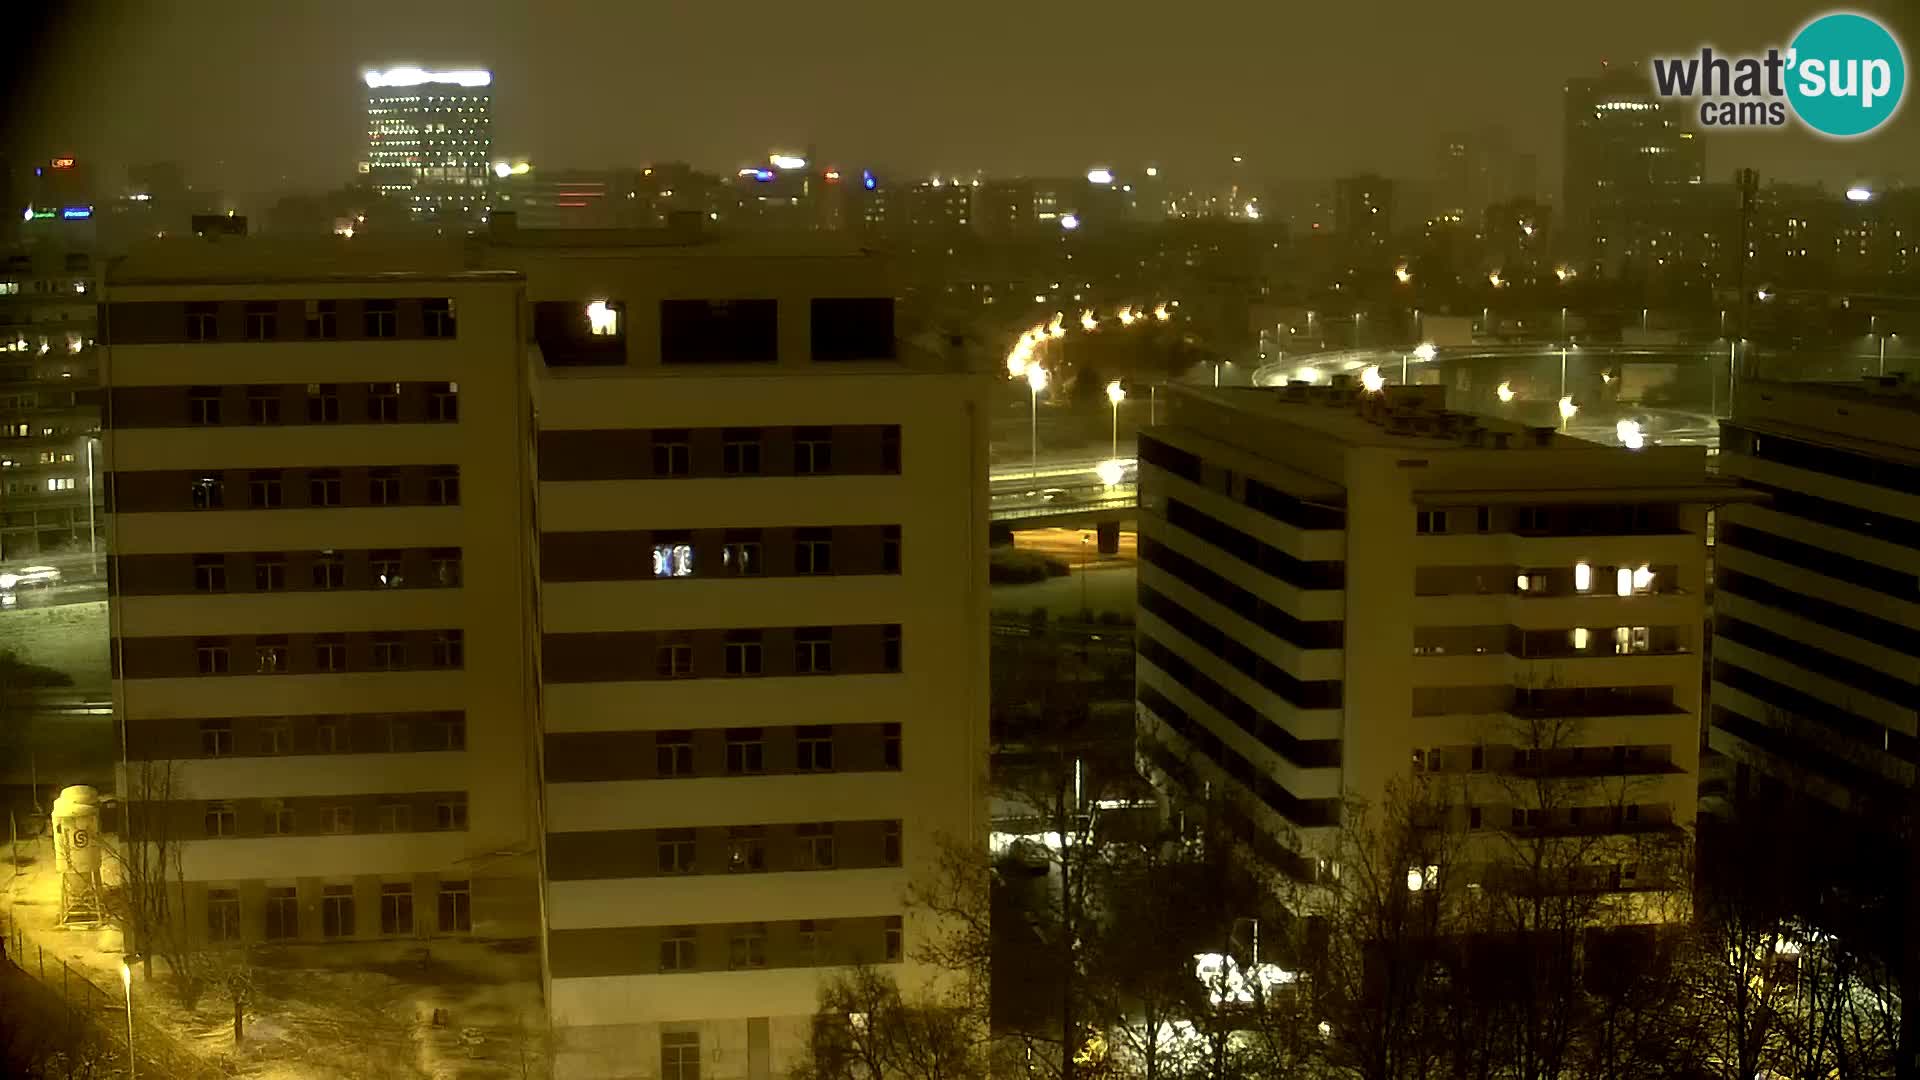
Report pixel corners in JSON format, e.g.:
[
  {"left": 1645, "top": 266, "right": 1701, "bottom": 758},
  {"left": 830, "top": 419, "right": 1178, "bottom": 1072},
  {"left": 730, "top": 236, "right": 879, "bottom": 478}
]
[
  {"left": 101, "top": 260, "right": 542, "bottom": 948},
  {"left": 1711, "top": 375, "right": 1920, "bottom": 812},
  {"left": 480, "top": 225, "right": 988, "bottom": 1080},
  {"left": 1135, "top": 381, "right": 1729, "bottom": 893}
]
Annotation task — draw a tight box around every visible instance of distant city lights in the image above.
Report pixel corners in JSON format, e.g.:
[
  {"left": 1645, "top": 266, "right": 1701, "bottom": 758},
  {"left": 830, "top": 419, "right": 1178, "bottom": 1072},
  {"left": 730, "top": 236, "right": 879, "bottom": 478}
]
[
  {"left": 1558, "top": 396, "right": 1578, "bottom": 421},
  {"left": 1060, "top": 214, "right": 1080, "bottom": 231},
  {"left": 1086, "top": 168, "right": 1115, "bottom": 185},
  {"left": 1616, "top": 419, "right": 1646, "bottom": 450},
  {"left": 1361, "top": 366, "right": 1385, "bottom": 392},
  {"left": 363, "top": 67, "right": 492, "bottom": 88},
  {"left": 1394, "top": 265, "right": 1412, "bottom": 284},
  {"left": 61, "top": 207, "right": 92, "bottom": 220},
  {"left": 862, "top": 170, "right": 878, "bottom": 191},
  {"left": 1496, "top": 381, "right": 1516, "bottom": 403},
  {"left": 1413, "top": 343, "right": 1437, "bottom": 362},
  {"left": 1845, "top": 186, "right": 1873, "bottom": 203},
  {"left": 770, "top": 154, "right": 808, "bottom": 170}
]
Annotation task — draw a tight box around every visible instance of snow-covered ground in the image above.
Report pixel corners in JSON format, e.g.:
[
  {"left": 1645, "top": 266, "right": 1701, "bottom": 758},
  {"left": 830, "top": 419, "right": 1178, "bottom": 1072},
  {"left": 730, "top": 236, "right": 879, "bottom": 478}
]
[{"left": 0, "top": 600, "right": 109, "bottom": 688}]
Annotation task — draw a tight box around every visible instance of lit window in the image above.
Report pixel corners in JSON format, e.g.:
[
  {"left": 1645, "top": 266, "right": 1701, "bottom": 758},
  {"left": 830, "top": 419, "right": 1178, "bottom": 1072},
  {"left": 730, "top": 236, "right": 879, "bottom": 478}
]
[
  {"left": 1615, "top": 568, "right": 1633, "bottom": 597},
  {"left": 1570, "top": 627, "right": 1590, "bottom": 651},
  {"left": 652, "top": 543, "right": 693, "bottom": 578},
  {"left": 586, "top": 300, "right": 621, "bottom": 336},
  {"left": 1573, "top": 562, "right": 1592, "bottom": 592},
  {"left": 1632, "top": 564, "right": 1655, "bottom": 593}
]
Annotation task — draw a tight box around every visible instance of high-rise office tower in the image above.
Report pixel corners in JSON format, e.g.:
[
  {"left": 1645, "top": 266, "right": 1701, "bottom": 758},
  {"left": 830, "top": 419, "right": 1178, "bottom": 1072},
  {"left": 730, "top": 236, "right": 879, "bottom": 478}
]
[
  {"left": 1333, "top": 174, "right": 1394, "bottom": 250},
  {"left": 1562, "top": 65, "right": 1705, "bottom": 265},
  {"left": 0, "top": 241, "right": 100, "bottom": 561},
  {"left": 1135, "top": 382, "right": 1723, "bottom": 897},
  {"left": 1711, "top": 376, "right": 1919, "bottom": 815},
  {"left": 362, "top": 67, "right": 494, "bottom": 225}
]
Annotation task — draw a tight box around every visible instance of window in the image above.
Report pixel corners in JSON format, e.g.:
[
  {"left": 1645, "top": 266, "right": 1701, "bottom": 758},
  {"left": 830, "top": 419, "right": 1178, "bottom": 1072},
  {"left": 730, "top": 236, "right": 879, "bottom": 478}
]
[
  {"left": 186, "top": 303, "right": 217, "bottom": 342},
  {"left": 657, "top": 642, "right": 694, "bottom": 679},
  {"left": 254, "top": 555, "right": 285, "bottom": 591},
  {"left": 196, "top": 639, "right": 230, "bottom": 675},
  {"left": 436, "top": 796, "right": 468, "bottom": 831},
  {"left": 305, "top": 300, "right": 337, "bottom": 339},
  {"left": 795, "top": 628, "right": 833, "bottom": 674},
  {"left": 191, "top": 475, "right": 224, "bottom": 509},
  {"left": 795, "top": 427, "right": 833, "bottom": 474},
  {"left": 883, "top": 625, "right": 902, "bottom": 673},
  {"left": 656, "top": 731, "right": 694, "bottom": 776},
  {"left": 432, "top": 630, "right": 464, "bottom": 669},
  {"left": 725, "top": 634, "right": 763, "bottom": 677},
  {"left": 438, "top": 881, "right": 472, "bottom": 932},
  {"left": 1475, "top": 506, "right": 1492, "bottom": 532},
  {"left": 1416, "top": 510, "right": 1449, "bottom": 535},
  {"left": 585, "top": 299, "right": 624, "bottom": 337},
  {"left": 657, "top": 829, "right": 696, "bottom": 873},
  {"left": 194, "top": 554, "right": 227, "bottom": 592},
  {"left": 728, "top": 827, "right": 767, "bottom": 872},
  {"left": 246, "top": 302, "right": 277, "bottom": 341},
  {"left": 261, "top": 721, "right": 292, "bottom": 755},
  {"left": 265, "top": 887, "right": 298, "bottom": 939},
  {"left": 321, "top": 805, "right": 354, "bottom": 834},
  {"left": 882, "top": 526, "right": 901, "bottom": 573},
  {"left": 811, "top": 297, "right": 897, "bottom": 361},
  {"left": 381, "top": 883, "right": 414, "bottom": 935},
  {"left": 312, "top": 552, "right": 345, "bottom": 590},
  {"left": 377, "top": 803, "right": 412, "bottom": 833},
  {"left": 208, "top": 889, "right": 241, "bottom": 941},
  {"left": 255, "top": 637, "right": 289, "bottom": 674},
  {"left": 249, "top": 470, "right": 283, "bottom": 508},
  {"left": 884, "top": 915, "right": 903, "bottom": 962},
  {"left": 366, "top": 549, "right": 402, "bottom": 587},
  {"left": 798, "top": 823, "right": 836, "bottom": 868},
  {"left": 429, "top": 714, "right": 466, "bottom": 751},
  {"left": 1469, "top": 806, "right": 1484, "bottom": 829},
  {"left": 1516, "top": 572, "right": 1546, "bottom": 594},
  {"left": 316, "top": 720, "right": 342, "bottom": 753},
  {"left": 45, "top": 476, "right": 76, "bottom": 492},
  {"left": 662, "top": 1032, "right": 700, "bottom": 1080},
  {"left": 660, "top": 927, "right": 697, "bottom": 972},
  {"left": 881, "top": 425, "right": 901, "bottom": 474},
  {"left": 369, "top": 469, "right": 401, "bottom": 506},
  {"left": 723, "top": 534, "right": 761, "bottom": 576},
  {"left": 313, "top": 634, "right": 346, "bottom": 672},
  {"left": 795, "top": 528, "right": 833, "bottom": 574},
  {"left": 371, "top": 634, "right": 406, "bottom": 670},
  {"left": 1517, "top": 506, "right": 1551, "bottom": 532},
  {"left": 799, "top": 919, "right": 832, "bottom": 963},
  {"left": 428, "top": 466, "right": 460, "bottom": 505},
  {"left": 322, "top": 885, "right": 355, "bottom": 938},
  {"left": 189, "top": 386, "right": 222, "bottom": 425},
  {"left": 730, "top": 924, "right": 768, "bottom": 969},
  {"left": 204, "top": 801, "right": 236, "bottom": 837},
  {"left": 428, "top": 382, "right": 458, "bottom": 422},
  {"left": 246, "top": 385, "right": 281, "bottom": 424},
  {"left": 368, "top": 382, "right": 400, "bottom": 422},
  {"left": 722, "top": 429, "right": 762, "bottom": 475},
  {"left": 883, "top": 723, "right": 902, "bottom": 769},
  {"left": 431, "top": 549, "right": 462, "bottom": 587},
  {"left": 652, "top": 540, "right": 694, "bottom": 578},
  {"left": 200, "top": 719, "right": 233, "bottom": 756},
  {"left": 884, "top": 821, "right": 902, "bottom": 866},
  {"left": 424, "top": 299, "right": 456, "bottom": 338},
  {"left": 307, "top": 383, "right": 340, "bottom": 422},
  {"left": 726, "top": 728, "right": 765, "bottom": 774},
  {"left": 309, "top": 469, "right": 342, "bottom": 506},
  {"left": 364, "top": 299, "right": 397, "bottom": 337},
  {"left": 652, "top": 431, "right": 691, "bottom": 476},
  {"left": 660, "top": 298, "right": 778, "bottom": 364},
  {"left": 796, "top": 725, "right": 834, "bottom": 770},
  {"left": 1575, "top": 562, "right": 1593, "bottom": 593},
  {"left": 1614, "top": 626, "right": 1651, "bottom": 655}
]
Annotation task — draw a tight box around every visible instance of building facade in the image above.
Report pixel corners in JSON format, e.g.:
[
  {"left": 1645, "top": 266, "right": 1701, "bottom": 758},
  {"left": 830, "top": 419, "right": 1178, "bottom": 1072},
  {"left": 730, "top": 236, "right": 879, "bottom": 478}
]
[
  {"left": 363, "top": 67, "right": 495, "bottom": 226},
  {"left": 1135, "top": 382, "right": 1719, "bottom": 896},
  {"left": 1562, "top": 66, "right": 1705, "bottom": 268},
  {"left": 1710, "top": 376, "right": 1920, "bottom": 813},
  {"left": 100, "top": 258, "right": 543, "bottom": 953},
  {"left": 2, "top": 241, "right": 101, "bottom": 563}
]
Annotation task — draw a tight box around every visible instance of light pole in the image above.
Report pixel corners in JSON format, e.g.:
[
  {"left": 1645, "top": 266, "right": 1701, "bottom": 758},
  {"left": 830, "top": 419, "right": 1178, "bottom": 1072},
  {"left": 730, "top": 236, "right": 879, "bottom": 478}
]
[
  {"left": 1080, "top": 532, "right": 1090, "bottom": 616},
  {"left": 121, "top": 958, "right": 135, "bottom": 1078},
  {"left": 1027, "top": 363, "right": 1048, "bottom": 480},
  {"left": 84, "top": 436, "right": 98, "bottom": 576},
  {"left": 1106, "top": 381, "right": 1125, "bottom": 458},
  {"left": 1405, "top": 342, "right": 1435, "bottom": 385}
]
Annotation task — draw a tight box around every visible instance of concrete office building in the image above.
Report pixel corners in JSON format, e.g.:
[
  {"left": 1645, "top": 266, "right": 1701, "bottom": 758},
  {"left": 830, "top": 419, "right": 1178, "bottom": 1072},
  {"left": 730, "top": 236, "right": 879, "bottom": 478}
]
[
  {"left": 363, "top": 67, "right": 495, "bottom": 225},
  {"left": 1135, "top": 382, "right": 1723, "bottom": 894},
  {"left": 1710, "top": 376, "right": 1920, "bottom": 813},
  {"left": 480, "top": 221, "right": 987, "bottom": 1079},
  {"left": 1, "top": 241, "right": 102, "bottom": 561},
  {"left": 99, "top": 254, "right": 542, "bottom": 950},
  {"left": 1562, "top": 66, "right": 1705, "bottom": 265}
]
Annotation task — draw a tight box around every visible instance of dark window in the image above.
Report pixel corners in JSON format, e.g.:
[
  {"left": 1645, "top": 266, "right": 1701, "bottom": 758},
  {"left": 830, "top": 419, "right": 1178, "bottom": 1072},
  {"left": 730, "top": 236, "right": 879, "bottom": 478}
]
[
  {"left": 265, "top": 887, "right": 298, "bottom": 939},
  {"left": 795, "top": 628, "right": 833, "bottom": 674},
  {"left": 1416, "top": 510, "right": 1449, "bottom": 535},
  {"left": 652, "top": 431, "right": 691, "bottom": 476},
  {"left": 322, "top": 885, "right": 355, "bottom": 937},
  {"left": 186, "top": 303, "right": 217, "bottom": 342},
  {"left": 432, "top": 630, "right": 464, "bottom": 669},
  {"left": 432, "top": 549, "right": 462, "bottom": 587},
  {"left": 428, "top": 381, "right": 459, "bottom": 422},
  {"left": 795, "top": 528, "right": 833, "bottom": 574},
  {"left": 312, "top": 552, "right": 344, "bottom": 589},
  {"left": 884, "top": 915, "right": 903, "bottom": 962},
  {"left": 367, "top": 382, "right": 400, "bottom": 422},
  {"left": 204, "top": 801, "right": 236, "bottom": 837},
  {"left": 725, "top": 633, "right": 763, "bottom": 676},
  {"left": 380, "top": 883, "right": 414, "bottom": 934},
  {"left": 726, "top": 728, "right": 765, "bottom": 774},
  {"left": 1476, "top": 506, "right": 1492, "bottom": 532},
  {"left": 189, "top": 386, "right": 222, "bottom": 425},
  {"left": 810, "top": 297, "right": 896, "bottom": 362},
  {"left": 795, "top": 428, "right": 834, "bottom": 475},
  {"left": 429, "top": 466, "right": 460, "bottom": 506},
  {"left": 246, "top": 386, "right": 281, "bottom": 424},
  {"left": 249, "top": 470, "right": 283, "bottom": 508},
  {"left": 660, "top": 928, "right": 696, "bottom": 971},
  {"left": 254, "top": 555, "right": 285, "bottom": 591},
  {"left": 196, "top": 640, "right": 230, "bottom": 674},
  {"left": 657, "top": 642, "right": 694, "bottom": 678},
  {"left": 883, "top": 625, "right": 902, "bottom": 673},
  {"left": 723, "top": 533, "right": 762, "bottom": 576},
  {"left": 307, "top": 383, "right": 340, "bottom": 423},
  {"left": 246, "top": 302, "right": 277, "bottom": 341},
  {"left": 663, "top": 1034, "right": 700, "bottom": 1080},
  {"left": 722, "top": 429, "right": 762, "bottom": 475},
  {"left": 424, "top": 299, "right": 457, "bottom": 338},
  {"left": 191, "top": 475, "right": 224, "bottom": 509},
  {"left": 369, "top": 469, "right": 401, "bottom": 506},
  {"left": 881, "top": 426, "right": 901, "bottom": 473},
  {"left": 656, "top": 731, "right": 694, "bottom": 776},
  {"left": 796, "top": 725, "right": 834, "bottom": 770},
  {"left": 436, "top": 796, "right": 468, "bottom": 830},
  {"left": 660, "top": 299, "right": 778, "bottom": 364},
  {"left": 883, "top": 723, "right": 902, "bottom": 769},
  {"left": 657, "top": 828, "right": 696, "bottom": 873},
  {"left": 370, "top": 633, "right": 406, "bottom": 670},
  {"left": 200, "top": 719, "right": 233, "bottom": 756},
  {"left": 429, "top": 714, "right": 466, "bottom": 751},
  {"left": 727, "top": 827, "right": 767, "bottom": 872},
  {"left": 309, "top": 469, "right": 342, "bottom": 506},
  {"left": 255, "top": 637, "right": 289, "bottom": 674},
  {"left": 305, "top": 300, "right": 337, "bottom": 339},
  {"left": 313, "top": 634, "right": 346, "bottom": 671},
  {"left": 438, "top": 882, "right": 471, "bottom": 932},
  {"left": 193, "top": 554, "right": 226, "bottom": 592},
  {"left": 364, "top": 299, "right": 397, "bottom": 338},
  {"left": 798, "top": 822, "right": 836, "bottom": 868},
  {"left": 208, "top": 889, "right": 242, "bottom": 941},
  {"left": 884, "top": 821, "right": 902, "bottom": 865},
  {"left": 882, "top": 526, "right": 901, "bottom": 573}
]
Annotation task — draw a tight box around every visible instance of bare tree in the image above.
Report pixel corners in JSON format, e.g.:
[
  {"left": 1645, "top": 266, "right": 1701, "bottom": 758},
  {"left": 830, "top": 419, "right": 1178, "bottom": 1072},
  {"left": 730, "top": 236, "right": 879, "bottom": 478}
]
[{"left": 790, "top": 966, "right": 984, "bottom": 1080}]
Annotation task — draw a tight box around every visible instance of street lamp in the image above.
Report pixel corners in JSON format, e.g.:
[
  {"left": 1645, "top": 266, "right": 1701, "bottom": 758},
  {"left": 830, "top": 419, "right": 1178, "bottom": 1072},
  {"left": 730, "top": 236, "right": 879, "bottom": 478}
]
[
  {"left": 84, "top": 435, "right": 99, "bottom": 576},
  {"left": 1361, "top": 366, "right": 1385, "bottom": 393},
  {"left": 1106, "top": 381, "right": 1125, "bottom": 458},
  {"left": 1096, "top": 459, "right": 1126, "bottom": 488},
  {"left": 1405, "top": 341, "right": 1435, "bottom": 382},
  {"left": 1027, "top": 363, "right": 1048, "bottom": 479},
  {"left": 121, "top": 958, "right": 135, "bottom": 1078}
]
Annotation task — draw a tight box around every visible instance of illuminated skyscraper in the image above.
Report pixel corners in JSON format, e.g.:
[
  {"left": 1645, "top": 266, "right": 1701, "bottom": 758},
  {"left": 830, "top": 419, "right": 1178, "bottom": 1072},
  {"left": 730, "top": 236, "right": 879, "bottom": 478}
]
[{"left": 362, "top": 67, "right": 494, "bottom": 225}]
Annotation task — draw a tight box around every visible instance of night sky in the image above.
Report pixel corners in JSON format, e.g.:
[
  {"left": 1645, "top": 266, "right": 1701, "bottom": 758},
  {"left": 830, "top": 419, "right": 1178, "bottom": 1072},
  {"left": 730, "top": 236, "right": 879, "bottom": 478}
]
[{"left": 11, "top": 0, "right": 1918, "bottom": 201}]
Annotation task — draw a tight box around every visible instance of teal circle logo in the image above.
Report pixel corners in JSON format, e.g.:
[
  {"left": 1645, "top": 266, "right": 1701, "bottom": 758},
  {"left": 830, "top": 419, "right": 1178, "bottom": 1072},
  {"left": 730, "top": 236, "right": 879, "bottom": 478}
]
[{"left": 1787, "top": 13, "right": 1906, "bottom": 137}]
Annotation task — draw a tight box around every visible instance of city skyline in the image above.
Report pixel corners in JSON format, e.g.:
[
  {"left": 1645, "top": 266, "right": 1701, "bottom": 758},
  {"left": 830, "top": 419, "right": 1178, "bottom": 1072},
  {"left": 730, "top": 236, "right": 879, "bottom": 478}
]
[{"left": 9, "top": 0, "right": 1919, "bottom": 204}]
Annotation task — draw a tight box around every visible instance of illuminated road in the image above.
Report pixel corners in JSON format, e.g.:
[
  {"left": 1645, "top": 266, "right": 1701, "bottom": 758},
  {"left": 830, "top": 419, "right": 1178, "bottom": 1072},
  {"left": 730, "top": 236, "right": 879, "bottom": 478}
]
[{"left": 989, "top": 456, "right": 1138, "bottom": 523}]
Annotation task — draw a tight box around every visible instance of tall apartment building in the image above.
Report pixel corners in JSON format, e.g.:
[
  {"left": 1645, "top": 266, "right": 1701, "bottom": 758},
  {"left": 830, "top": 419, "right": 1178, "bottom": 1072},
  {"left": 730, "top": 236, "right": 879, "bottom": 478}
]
[
  {"left": 1562, "top": 66, "right": 1705, "bottom": 267},
  {"left": 478, "top": 223, "right": 988, "bottom": 1079},
  {"left": 2, "top": 241, "right": 102, "bottom": 562},
  {"left": 1135, "top": 382, "right": 1725, "bottom": 891},
  {"left": 100, "top": 255, "right": 543, "bottom": 951},
  {"left": 1710, "top": 376, "right": 1920, "bottom": 814},
  {"left": 363, "top": 67, "right": 494, "bottom": 225}
]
